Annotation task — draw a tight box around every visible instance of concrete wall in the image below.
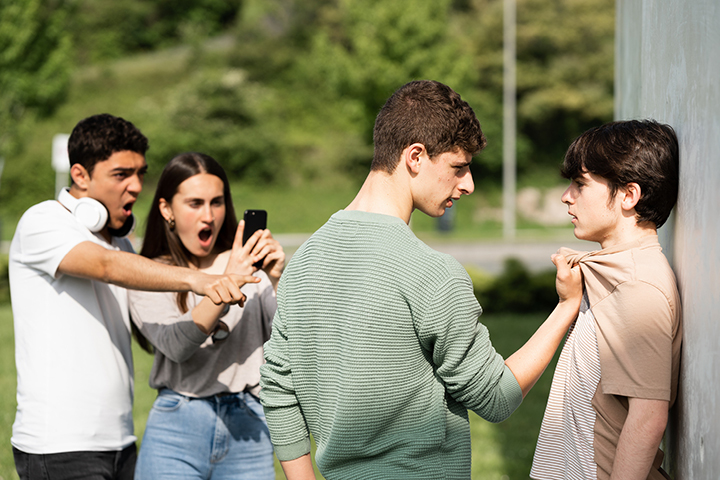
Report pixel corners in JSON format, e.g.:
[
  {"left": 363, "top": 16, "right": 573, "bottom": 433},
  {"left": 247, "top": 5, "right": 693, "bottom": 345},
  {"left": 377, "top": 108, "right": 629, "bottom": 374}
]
[{"left": 615, "top": 1, "right": 720, "bottom": 478}]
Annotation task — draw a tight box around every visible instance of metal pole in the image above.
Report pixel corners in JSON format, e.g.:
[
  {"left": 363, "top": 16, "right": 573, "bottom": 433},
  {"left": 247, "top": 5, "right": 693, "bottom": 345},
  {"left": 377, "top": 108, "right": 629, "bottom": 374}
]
[
  {"left": 503, "top": 0, "right": 517, "bottom": 239},
  {"left": 52, "top": 134, "right": 70, "bottom": 198}
]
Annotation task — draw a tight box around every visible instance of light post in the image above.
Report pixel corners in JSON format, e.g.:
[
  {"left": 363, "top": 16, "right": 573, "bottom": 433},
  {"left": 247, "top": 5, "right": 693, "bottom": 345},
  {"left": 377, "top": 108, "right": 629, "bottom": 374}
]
[
  {"left": 503, "top": 0, "right": 517, "bottom": 239},
  {"left": 52, "top": 134, "right": 70, "bottom": 199}
]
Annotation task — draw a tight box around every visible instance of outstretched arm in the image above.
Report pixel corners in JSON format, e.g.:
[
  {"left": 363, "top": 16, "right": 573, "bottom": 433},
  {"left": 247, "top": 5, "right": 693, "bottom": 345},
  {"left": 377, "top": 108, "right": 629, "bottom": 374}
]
[
  {"left": 504, "top": 254, "right": 582, "bottom": 397},
  {"left": 58, "top": 241, "right": 258, "bottom": 304}
]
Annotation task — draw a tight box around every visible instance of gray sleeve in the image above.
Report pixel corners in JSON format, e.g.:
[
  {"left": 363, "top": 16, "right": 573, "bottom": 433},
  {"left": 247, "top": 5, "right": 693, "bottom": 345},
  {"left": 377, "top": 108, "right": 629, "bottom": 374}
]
[
  {"left": 128, "top": 289, "right": 209, "bottom": 363},
  {"left": 256, "top": 271, "right": 278, "bottom": 342}
]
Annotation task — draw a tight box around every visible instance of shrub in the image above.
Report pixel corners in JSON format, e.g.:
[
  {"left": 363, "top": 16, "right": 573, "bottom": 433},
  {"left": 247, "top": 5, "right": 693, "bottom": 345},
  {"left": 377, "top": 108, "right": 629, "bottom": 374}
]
[{"left": 472, "top": 258, "right": 557, "bottom": 314}]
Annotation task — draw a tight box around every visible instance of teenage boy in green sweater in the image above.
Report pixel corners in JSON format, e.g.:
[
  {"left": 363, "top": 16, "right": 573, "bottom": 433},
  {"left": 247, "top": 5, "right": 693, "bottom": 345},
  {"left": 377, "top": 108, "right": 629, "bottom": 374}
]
[{"left": 260, "top": 80, "right": 583, "bottom": 480}]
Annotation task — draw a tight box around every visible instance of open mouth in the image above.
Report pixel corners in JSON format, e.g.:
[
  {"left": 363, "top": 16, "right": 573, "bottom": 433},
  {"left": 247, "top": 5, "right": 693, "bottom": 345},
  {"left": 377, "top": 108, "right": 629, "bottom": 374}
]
[
  {"left": 122, "top": 202, "right": 134, "bottom": 216},
  {"left": 198, "top": 227, "right": 213, "bottom": 245}
]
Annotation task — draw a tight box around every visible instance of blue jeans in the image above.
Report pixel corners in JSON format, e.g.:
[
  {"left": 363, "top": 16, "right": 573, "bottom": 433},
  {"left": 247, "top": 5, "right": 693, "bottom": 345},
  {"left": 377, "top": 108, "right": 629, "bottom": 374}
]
[{"left": 135, "top": 389, "right": 274, "bottom": 480}]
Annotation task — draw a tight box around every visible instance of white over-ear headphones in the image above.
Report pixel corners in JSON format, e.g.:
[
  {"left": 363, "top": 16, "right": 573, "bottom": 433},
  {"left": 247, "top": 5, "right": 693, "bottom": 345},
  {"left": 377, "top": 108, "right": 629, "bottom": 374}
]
[{"left": 58, "top": 187, "right": 108, "bottom": 232}]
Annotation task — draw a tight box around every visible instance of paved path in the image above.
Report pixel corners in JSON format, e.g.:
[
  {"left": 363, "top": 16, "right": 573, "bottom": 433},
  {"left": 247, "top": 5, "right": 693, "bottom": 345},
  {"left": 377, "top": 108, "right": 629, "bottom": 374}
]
[
  {"left": 275, "top": 234, "right": 590, "bottom": 275},
  {"left": 1, "top": 235, "right": 590, "bottom": 276}
]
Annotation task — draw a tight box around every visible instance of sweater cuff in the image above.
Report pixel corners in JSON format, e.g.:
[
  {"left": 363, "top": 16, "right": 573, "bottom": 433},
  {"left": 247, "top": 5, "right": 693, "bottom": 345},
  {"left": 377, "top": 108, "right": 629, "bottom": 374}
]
[
  {"left": 176, "top": 317, "right": 210, "bottom": 344},
  {"left": 273, "top": 437, "right": 312, "bottom": 462},
  {"left": 498, "top": 364, "right": 523, "bottom": 418}
]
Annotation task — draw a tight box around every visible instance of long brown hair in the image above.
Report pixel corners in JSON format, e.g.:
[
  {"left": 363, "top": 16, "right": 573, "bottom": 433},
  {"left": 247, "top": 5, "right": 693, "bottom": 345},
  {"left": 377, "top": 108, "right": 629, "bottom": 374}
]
[{"left": 133, "top": 152, "right": 238, "bottom": 352}]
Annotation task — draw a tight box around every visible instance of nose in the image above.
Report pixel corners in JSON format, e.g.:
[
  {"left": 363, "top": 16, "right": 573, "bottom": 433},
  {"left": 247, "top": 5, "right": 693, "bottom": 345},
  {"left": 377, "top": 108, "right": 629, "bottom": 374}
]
[
  {"left": 201, "top": 204, "right": 214, "bottom": 222},
  {"left": 459, "top": 170, "right": 474, "bottom": 195},
  {"left": 127, "top": 173, "right": 142, "bottom": 195},
  {"left": 561, "top": 185, "right": 573, "bottom": 204}
]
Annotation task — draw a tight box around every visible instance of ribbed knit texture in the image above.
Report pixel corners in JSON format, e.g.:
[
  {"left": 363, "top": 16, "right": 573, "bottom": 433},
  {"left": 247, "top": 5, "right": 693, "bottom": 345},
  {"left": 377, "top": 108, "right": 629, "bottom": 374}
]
[{"left": 260, "top": 210, "right": 522, "bottom": 479}]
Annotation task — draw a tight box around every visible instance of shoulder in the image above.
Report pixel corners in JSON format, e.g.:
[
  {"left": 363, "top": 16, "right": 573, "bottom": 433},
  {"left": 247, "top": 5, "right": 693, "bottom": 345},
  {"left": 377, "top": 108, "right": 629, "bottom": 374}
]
[
  {"left": 16, "top": 200, "right": 72, "bottom": 231},
  {"left": 597, "top": 280, "right": 678, "bottom": 337},
  {"left": 632, "top": 245, "right": 679, "bottom": 299},
  {"left": 10, "top": 201, "right": 91, "bottom": 266}
]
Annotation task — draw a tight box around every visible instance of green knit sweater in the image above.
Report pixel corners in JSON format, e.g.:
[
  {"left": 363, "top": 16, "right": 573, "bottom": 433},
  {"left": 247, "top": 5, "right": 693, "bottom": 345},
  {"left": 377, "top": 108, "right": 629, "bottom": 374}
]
[{"left": 259, "top": 210, "right": 522, "bottom": 479}]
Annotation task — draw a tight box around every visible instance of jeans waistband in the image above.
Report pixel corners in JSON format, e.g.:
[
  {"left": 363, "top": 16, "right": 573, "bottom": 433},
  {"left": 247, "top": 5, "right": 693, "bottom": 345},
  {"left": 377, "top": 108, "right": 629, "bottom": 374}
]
[{"left": 159, "top": 387, "right": 259, "bottom": 402}]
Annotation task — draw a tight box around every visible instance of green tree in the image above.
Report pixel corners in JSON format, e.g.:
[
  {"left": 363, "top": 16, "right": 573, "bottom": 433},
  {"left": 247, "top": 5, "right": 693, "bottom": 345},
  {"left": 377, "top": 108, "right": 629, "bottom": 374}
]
[
  {"left": 0, "top": 0, "right": 73, "bottom": 215},
  {"left": 233, "top": 0, "right": 482, "bottom": 179},
  {"left": 0, "top": 0, "right": 73, "bottom": 156},
  {"left": 69, "top": 0, "right": 243, "bottom": 63},
  {"left": 463, "top": 0, "right": 614, "bottom": 172}
]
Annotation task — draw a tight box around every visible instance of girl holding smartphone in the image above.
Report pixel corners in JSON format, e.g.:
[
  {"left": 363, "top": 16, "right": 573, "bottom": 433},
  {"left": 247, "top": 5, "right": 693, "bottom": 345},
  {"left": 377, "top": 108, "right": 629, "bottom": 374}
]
[{"left": 129, "top": 152, "right": 283, "bottom": 479}]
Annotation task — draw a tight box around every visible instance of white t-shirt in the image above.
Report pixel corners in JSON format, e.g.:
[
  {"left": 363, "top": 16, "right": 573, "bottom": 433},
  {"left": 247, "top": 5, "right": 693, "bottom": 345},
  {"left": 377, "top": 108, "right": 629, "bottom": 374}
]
[{"left": 9, "top": 200, "right": 136, "bottom": 454}]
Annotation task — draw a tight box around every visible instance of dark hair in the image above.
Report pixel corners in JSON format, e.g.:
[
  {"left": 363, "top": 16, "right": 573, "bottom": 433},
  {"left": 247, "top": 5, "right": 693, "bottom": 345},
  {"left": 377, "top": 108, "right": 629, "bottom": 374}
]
[
  {"left": 561, "top": 119, "right": 679, "bottom": 228},
  {"left": 68, "top": 114, "right": 149, "bottom": 177},
  {"left": 140, "top": 152, "right": 238, "bottom": 313},
  {"left": 371, "top": 80, "right": 487, "bottom": 173}
]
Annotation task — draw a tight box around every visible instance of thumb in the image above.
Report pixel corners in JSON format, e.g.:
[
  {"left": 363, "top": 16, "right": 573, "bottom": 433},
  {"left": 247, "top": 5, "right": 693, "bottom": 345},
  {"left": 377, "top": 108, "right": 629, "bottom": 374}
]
[
  {"left": 232, "top": 220, "right": 245, "bottom": 252},
  {"left": 552, "top": 253, "right": 570, "bottom": 275}
]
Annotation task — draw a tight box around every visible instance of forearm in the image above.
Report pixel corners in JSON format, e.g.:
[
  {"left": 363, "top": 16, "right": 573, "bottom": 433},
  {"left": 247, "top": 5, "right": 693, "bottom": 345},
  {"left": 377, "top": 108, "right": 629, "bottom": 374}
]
[
  {"left": 101, "top": 250, "right": 205, "bottom": 291},
  {"left": 505, "top": 300, "right": 578, "bottom": 397},
  {"left": 191, "top": 297, "right": 228, "bottom": 335},
  {"left": 59, "top": 241, "right": 256, "bottom": 304},
  {"left": 60, "top": 242, "right": 198, "bottom": 291},
  {"left": 610, "top": 398, "right": 668, "bottom": 480},
  {"left": 280, "top": 454, "right": 316, "bottom": 480}
]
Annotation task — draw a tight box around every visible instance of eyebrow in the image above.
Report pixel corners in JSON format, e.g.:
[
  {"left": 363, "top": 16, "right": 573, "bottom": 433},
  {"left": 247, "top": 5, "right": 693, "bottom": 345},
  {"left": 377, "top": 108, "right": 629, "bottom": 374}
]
[
  {"left": 111, "top": 165, "right": 148, "bottom": 175},
  {"left": 184, "top": 195, "right": 225, "bottom": 203}
]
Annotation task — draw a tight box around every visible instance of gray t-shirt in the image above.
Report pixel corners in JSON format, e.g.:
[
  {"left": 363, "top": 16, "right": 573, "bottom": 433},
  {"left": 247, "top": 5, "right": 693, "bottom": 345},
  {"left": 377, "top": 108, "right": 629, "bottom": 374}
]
[{"left": 129, "top": 270, "right": 276, "bottom": 397}]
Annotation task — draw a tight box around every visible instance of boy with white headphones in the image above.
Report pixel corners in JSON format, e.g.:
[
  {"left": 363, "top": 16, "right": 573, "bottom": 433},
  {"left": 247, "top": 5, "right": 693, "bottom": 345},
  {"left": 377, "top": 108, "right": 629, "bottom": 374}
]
[{"left": 9, "top": 114, "right": 256, "bottom": 480}]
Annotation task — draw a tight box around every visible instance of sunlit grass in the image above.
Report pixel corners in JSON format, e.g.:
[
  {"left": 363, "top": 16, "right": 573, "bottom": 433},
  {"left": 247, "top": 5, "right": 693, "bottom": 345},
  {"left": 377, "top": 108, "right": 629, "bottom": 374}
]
[{"left": 0, "top": 305, "right": 558, "bottom": 479}]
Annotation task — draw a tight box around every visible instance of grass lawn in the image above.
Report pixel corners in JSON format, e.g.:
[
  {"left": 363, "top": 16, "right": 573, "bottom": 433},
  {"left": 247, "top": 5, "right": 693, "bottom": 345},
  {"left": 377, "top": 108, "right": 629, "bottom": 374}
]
[{"left": 1, "top": 304, "right": 558, "bottom": 480}]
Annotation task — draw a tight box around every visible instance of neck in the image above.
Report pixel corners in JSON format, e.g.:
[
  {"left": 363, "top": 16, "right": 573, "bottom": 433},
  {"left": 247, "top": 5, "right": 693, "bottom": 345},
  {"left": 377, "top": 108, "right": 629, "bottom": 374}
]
[
  {"left": 68, "top": 184, "right": 86, "bottom": 199},
  {"left": 600, "top": 221, "right": 657, "bottom": 249},
  {"left": 346, "top": 170, "right": 413, "bottom": 224},
  {"left": 192, "top": 250, "right": 223, "bottom": 271}
]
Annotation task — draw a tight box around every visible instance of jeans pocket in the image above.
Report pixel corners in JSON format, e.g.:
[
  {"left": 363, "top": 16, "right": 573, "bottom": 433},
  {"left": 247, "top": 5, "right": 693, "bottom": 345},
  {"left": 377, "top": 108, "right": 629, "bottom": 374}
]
[
  {"left": 152, "top": 390, "right": 187, "bottom": 412},
  {"left": 242, "top": 394, "right": 267, "bottom": 422}
]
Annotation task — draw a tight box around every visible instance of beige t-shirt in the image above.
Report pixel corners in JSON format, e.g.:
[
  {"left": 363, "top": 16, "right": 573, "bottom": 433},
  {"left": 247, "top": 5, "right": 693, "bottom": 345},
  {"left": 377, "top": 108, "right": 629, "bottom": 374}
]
[{"left": 559, "top": 235, "right": 682, "bottom": 480}]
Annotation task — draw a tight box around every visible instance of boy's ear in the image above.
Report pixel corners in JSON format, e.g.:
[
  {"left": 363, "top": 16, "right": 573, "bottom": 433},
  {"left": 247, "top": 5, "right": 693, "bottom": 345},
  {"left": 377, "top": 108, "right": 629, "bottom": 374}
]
[
  {"left": 69, "top": 163, "right": 91, "bottom": 190},
  {"left": 620, "top": 182, "right": 642, "bottom": 211},
  {"left": 403, "top": 143, "right": 427, "bottom": 175}
]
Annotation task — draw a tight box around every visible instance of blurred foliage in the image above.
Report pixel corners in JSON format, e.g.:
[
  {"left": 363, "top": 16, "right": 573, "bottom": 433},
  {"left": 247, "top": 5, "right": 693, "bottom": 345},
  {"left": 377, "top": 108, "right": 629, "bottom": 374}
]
[
  {"left": 229, "top": 0, "right": 613, "bottom": 179},
  {"left": 68, "top": 0, "right": 242, "bottom": 63},
  {"left": 0, "top": 253, "right": 7, "bottom": 304},
  {"left": 0, "top": 0, "right": 614, "bottom": 221},
  {"left": 0, "top": 0, "right": 73, "bottom": 159},
  {"left": 472, "top": 258, "right": 558, "bottom": 313}
]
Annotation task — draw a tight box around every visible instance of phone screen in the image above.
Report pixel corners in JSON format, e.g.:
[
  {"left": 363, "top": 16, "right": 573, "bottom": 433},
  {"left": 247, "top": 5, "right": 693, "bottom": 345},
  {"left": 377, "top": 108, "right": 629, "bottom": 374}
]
[{"left": 242, "top": 209, "right": 267, "bottom": 268}]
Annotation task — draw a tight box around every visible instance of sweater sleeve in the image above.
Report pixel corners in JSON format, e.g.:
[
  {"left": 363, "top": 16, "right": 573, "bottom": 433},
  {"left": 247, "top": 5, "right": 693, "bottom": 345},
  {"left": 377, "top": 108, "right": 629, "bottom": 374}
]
[
  {"left": 128, "top": 289, "right": 209, "bottom": 363},
  {"left": 414, "top": 263, "right": 523, "bottom": 423},
  {"left": 259, "top": 302, "right": 311, "bottom": 461}
]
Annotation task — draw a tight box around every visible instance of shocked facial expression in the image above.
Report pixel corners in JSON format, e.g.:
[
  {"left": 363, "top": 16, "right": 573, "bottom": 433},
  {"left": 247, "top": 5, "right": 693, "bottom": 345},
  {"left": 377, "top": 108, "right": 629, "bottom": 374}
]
[
  {"left": 414, "top": 149, "right": 475, "bottom": 217},
  {"left": 161, "top": 173, "right": 226, "bottom": 261},
  {"left": 561, "top": 171, "right": 623, "bottom": 247},
  {"left": 85, "top": 150, "right": 147, "bottom": 231}
]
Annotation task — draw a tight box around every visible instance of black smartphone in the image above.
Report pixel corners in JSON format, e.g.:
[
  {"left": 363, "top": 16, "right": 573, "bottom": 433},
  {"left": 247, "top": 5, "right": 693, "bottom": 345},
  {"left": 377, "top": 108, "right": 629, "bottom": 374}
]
[{"left": 242, "top": 209, "right": 267, "bottom": 269}]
